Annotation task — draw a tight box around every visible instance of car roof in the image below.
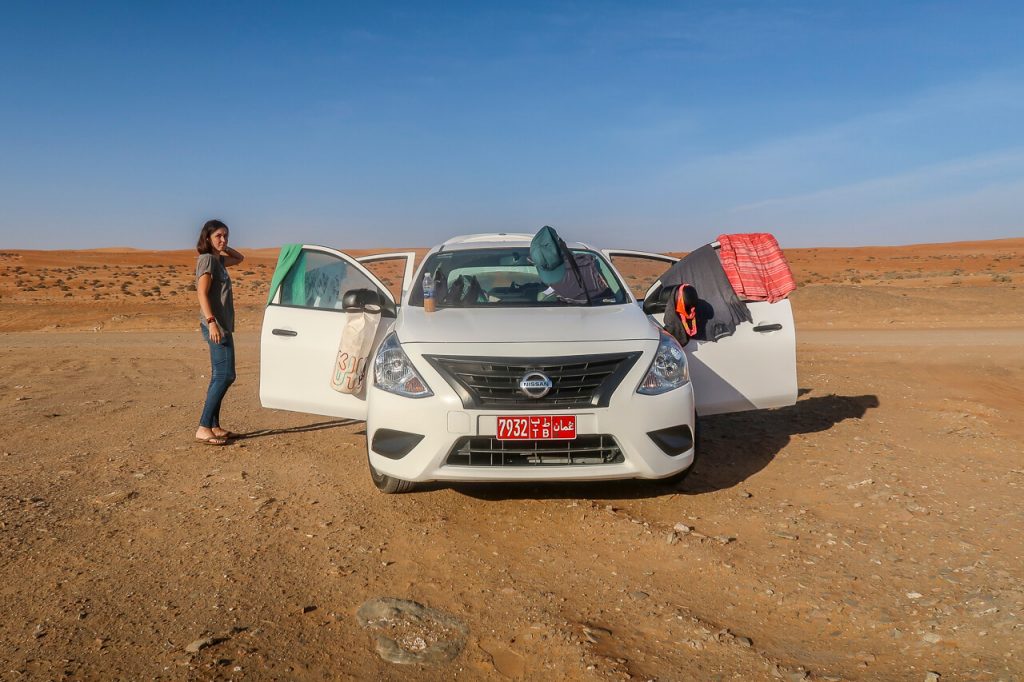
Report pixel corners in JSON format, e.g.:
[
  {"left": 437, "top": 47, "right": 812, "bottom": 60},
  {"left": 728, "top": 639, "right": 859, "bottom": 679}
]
[{"left": 439, "top": 233, "right": 593, "bottom": 251}]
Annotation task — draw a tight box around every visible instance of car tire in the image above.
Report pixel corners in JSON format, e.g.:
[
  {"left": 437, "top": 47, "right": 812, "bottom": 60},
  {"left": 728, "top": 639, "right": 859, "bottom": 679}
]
[
  {"left": 368, "top": 454, "right": 417, "bottom": 494},
  {"left": 658, "top": 416, "right": 701, "bottom": 488}
]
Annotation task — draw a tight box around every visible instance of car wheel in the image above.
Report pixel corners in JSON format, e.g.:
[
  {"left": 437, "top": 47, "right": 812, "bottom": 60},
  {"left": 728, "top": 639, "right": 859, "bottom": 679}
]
[
  {"left": 367, "top": 454, "right": 417, "bottom": 494},
  {"left": 659, "top": 417, "right": 701, "bottom": 488}
]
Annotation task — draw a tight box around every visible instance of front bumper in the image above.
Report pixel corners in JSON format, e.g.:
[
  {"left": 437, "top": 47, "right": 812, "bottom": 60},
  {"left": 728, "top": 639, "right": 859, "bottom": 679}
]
[{"left": 366, "top": 340, "right": 696, "bottom": 483}]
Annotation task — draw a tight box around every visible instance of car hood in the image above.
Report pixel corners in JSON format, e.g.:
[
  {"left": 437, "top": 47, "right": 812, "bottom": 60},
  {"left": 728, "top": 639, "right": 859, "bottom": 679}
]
[{"left": 397, "top": 304, "right": 660, "bottom": 345}]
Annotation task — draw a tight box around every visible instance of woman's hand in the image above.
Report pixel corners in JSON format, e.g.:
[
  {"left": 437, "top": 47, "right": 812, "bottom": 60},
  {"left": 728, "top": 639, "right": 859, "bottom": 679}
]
[
  {"left": 208, "top": 319, "right": 222, "bottom": 343},
  {"left": 220, "top": 246, "right": 245, "bottom": 267}
]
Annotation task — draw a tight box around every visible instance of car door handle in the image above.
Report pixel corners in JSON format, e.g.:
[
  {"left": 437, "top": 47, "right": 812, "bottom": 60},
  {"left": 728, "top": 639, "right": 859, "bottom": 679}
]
[
  {"left": 753, "top": 323, "right": 783, "bottom": 333},
  {"left": 272, "top": 328, "right": 298, "bottom": 337}
]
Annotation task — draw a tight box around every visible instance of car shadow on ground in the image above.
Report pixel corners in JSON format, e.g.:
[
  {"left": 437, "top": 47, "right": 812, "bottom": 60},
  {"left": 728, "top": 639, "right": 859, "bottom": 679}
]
[
  {"left": 448, "top": 392, "right": 880, "bottom": 501},
  {"left": 234, "top": 418, "right": 361, "bottom": 440}
]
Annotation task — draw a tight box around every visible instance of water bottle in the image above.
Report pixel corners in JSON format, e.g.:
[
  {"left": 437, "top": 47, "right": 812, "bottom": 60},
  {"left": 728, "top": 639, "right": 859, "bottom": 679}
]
[{"left": 423, "top": 271, "right": 436, "bottom": 313}]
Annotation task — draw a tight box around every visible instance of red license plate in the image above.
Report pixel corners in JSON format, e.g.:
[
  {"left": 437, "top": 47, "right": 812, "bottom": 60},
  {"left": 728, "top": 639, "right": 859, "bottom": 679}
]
[{"left": 496, "top": 415, "right": 577, "bottom": 440}]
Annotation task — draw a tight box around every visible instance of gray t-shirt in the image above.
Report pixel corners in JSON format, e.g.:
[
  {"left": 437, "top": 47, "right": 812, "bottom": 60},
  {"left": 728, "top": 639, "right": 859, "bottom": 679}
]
[{"left": 195, "top": 253, "right": 235, "bottom": 333}]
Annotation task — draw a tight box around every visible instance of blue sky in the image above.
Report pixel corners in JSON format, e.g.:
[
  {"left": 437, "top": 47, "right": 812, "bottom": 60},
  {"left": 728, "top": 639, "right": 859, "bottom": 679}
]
[{"left": 1, "top": 1, "right": 1022, "bottom": 250}]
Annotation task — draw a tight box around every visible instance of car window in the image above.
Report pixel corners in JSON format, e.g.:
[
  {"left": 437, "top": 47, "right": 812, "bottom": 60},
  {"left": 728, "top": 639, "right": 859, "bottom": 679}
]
[
  {"left": 359, "top": 258, "right": 405, "bottom": 301},
  {"left": 276, "top": 249, "right": 389, "bottom": 312},
  {"left": 606, "top": 254, "right": 676, "bottom": 299},
  {"left": 409, "top": 248, "right": 629, "bottom": 308}
]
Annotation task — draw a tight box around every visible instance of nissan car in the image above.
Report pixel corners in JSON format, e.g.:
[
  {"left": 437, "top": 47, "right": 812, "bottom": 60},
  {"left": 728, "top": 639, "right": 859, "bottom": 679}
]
[{"left": 259, "top": 233, "right": 797, "bottom": 493}]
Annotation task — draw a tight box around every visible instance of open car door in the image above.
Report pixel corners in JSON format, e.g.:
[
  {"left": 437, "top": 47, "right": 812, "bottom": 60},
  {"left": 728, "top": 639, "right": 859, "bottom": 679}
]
[
  {"left": 357, "top": 251, "right": 418, "bottom": 302},
  {"left": 603, "top": 248, "right": 797, "bottom": 416},
  {"left": 260, "top": 246, "right": 415, "bottom": 420}
]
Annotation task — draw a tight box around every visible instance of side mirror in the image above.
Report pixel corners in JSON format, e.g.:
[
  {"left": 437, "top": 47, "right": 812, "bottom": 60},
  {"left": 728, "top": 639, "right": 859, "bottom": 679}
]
[
  {"left": 642, "top": 284, "right": 670, "bottom": 315},
  {"left": 342, "top": 288, "right": 395, "bottom": 317},
  {"left": 342, "top": 288, "right": 380, "bottom": 311},
  {"left": 642, "top": 283, "right": 699, "bottom": 317}
]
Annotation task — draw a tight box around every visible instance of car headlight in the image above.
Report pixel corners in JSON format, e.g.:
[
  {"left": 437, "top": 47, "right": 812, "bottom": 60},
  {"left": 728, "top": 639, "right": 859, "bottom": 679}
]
[
  {"left": 637, "top": 331, "right": 690, "bottom": 395},
  {"left": 373, "top": 332, "right": 433, "bottom": 398}
]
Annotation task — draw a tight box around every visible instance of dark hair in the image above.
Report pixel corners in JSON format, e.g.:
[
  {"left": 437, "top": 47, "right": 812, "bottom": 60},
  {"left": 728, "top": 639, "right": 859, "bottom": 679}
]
[{"left": 196, "top": 219, "right": 229, "bottom": 254}]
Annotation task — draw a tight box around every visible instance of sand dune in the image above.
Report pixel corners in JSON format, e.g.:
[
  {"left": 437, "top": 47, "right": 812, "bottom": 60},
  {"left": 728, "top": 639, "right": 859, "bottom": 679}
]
[{"left": 1, "top": 238, "right": 1019, "bottom": 332}]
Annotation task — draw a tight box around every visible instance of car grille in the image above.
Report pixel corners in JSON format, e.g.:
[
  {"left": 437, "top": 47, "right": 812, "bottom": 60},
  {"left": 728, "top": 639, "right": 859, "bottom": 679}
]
[
  {"left": 445, "top": 435, "right": 624, "bottom": 466},
  {"left": 424, "top": 352, "right": 641, "bottom": 410}
]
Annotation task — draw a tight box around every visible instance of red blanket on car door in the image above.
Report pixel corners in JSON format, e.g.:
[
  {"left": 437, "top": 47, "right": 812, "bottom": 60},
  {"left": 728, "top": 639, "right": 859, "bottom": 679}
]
[{"left": 715, "top": 233, "right": 796, "bottom": 303}]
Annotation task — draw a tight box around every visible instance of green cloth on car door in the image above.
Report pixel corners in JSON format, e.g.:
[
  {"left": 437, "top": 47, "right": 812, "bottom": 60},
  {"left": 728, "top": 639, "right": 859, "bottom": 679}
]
[{"left": 266, "top": 244, "right": 306, "bottom": 306}]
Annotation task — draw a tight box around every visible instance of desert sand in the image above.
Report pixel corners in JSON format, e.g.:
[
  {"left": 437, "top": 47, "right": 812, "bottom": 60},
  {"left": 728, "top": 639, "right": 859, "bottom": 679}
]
[{"left": 0, "top": 238, "right": 1021, "bottom": 680}]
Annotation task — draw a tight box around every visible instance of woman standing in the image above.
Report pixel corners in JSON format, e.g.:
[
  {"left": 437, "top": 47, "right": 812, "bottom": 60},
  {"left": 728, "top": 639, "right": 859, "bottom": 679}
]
[{"left": 195, "top": 219, "right": 245, "bottom": 445}]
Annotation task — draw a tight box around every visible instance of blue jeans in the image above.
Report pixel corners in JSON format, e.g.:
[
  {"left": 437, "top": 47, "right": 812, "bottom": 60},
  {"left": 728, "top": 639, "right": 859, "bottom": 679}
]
[{"left": 199, "top": 324, "right": 236, "bottom": 428}]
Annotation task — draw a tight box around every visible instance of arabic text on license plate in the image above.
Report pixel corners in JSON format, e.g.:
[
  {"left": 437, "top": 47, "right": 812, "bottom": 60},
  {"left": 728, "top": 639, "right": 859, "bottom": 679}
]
[{"left": 496, "top": 415, "right": 577, "bottom": 440}]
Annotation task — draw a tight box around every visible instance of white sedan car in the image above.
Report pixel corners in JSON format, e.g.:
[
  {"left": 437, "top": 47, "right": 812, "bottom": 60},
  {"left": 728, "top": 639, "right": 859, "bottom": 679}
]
[{"left": 260, "top": 234, "right": 797, "bottom": 493}]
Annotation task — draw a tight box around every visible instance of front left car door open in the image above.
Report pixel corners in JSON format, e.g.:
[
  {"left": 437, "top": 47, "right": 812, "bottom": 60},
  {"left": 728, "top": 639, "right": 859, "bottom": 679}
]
[{"left": 260, "top": 246, "right": 412, "bottom": 420}]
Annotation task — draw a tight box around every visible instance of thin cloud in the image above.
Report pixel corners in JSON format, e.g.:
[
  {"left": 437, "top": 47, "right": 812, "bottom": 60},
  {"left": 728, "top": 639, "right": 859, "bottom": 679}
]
[{"left": 729, "top": 148, "right": 1024, "bottom": 213}]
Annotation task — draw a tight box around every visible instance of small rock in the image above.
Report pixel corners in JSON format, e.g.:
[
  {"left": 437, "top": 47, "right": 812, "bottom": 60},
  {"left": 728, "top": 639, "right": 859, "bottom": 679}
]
[
  {"left": 302, "top": 605, "right": 317, "bottom": 614},
  {"left": 32, "top": 624, "right": 46, "bottom": 639},
  {"left": 924, "top": 672, "right": 940, "bottom": 682},
  {"left": 356, "top": 597, "right": 468, "bottom": 665},
  {"left": 666, "top": 532, "right": 679, "bottom": 546},
  {"left": 739, "top": 491, "right": 752, "bottom": 498},
  {"left": 906, "top": 592, "right": 923, "bottom": 599},
  {"left": 582, "top": 625, "right": 612, "bottom": 644},
  {"left": 772, "top": 531, "right": 799, "bottom": 541},
  {"left": 922, "top": 632, "right": 941, "bottom": 644},
  {"left": 714, "top": 535, "right": 737, "bottom": 545},
  {"left": 736, "top": 636, "right": 753, "bottom": 647},
  {"left": 628, "top": 591, "right": 649, "bottom": 602},
  {"left": 93, "top": 490, "right": 136, "bottom": 506},
  {"left": 185, "top": 636, "right": 215, "bottom": 653},
  {"left": 252, "top": 497, "right": 275, "bottom": 511},
  {"left": 673, "top": 523, "right": 692, "bottom": 534}
]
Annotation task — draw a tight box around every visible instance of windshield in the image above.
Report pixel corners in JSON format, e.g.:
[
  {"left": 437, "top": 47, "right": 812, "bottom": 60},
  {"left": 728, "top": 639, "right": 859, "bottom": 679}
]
[{"left": 409, "top": 248, "right": 629, "bottom": 308}]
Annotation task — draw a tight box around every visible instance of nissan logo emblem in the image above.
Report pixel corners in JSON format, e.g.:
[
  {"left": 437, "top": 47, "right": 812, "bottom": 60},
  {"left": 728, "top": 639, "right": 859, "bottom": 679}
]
[{"left": 519, "top": 371, "right": 553, "bottom": 399}]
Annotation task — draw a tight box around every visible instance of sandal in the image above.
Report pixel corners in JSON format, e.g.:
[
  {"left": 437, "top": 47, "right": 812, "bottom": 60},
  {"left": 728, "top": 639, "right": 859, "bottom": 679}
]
[{"left": 195, "top": 435, "right": 229, "bottom": 446}]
